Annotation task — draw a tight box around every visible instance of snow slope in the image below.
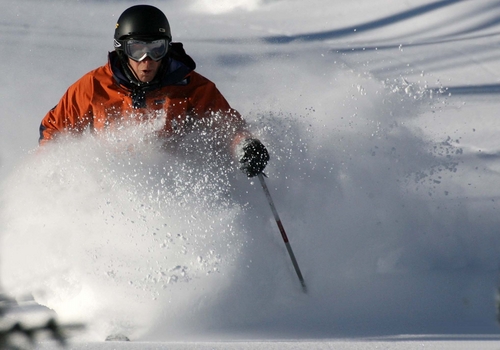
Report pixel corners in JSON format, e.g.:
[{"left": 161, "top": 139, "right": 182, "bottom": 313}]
[{"left": 1, "top": 0, "right": 500, "bottom": 348}]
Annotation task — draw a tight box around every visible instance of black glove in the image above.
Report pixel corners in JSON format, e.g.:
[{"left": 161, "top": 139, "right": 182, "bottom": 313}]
[{"left": 237, "top": 138, "right": 269, "bottom": 177}]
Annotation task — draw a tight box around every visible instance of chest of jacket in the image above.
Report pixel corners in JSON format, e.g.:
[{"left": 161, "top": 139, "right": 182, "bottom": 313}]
[{"left": 90, "top": 83, "right": 196, "bottom": 138}]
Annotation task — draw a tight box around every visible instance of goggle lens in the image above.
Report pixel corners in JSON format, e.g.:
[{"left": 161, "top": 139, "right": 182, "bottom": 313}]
[{"left": 125, "top": 39, "right": 168, "bottom": 62}]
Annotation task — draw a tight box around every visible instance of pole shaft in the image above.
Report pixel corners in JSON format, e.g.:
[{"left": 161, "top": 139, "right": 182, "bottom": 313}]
[{"left": 258, "top": 173, "right": 307, "bottom": 292}]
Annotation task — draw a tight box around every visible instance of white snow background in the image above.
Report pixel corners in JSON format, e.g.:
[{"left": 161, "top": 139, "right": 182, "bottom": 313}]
[{"left": 1, "top": 0, "right": 500, "bottom": 348}]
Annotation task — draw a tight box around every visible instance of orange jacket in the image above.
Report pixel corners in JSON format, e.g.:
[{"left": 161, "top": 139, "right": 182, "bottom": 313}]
[{"left": 39, "top": 44, "right": 250, "bottom": 154}]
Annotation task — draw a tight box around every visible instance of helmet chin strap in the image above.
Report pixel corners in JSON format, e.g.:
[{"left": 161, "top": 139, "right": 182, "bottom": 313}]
[
  {"left": 118, "top": 53, "right": 145, "bottom": 86},
  {"left": 126, "top": 60, "right": 144, "bottom": 84}
]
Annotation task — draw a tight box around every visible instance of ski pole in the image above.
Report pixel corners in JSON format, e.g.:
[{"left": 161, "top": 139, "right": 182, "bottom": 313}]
[{"left": 257, "top": 173, "right": 307, "bottom": 293}]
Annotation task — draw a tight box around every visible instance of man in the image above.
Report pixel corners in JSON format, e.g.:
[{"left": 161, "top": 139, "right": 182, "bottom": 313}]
[{"left": 39, "top": 4, "right": 269, "bottom": 178}]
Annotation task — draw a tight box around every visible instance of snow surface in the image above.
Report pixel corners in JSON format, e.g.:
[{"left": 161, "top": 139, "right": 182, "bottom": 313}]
[{"left": 1, "top": 0, "right": 500, "bottom": 348}]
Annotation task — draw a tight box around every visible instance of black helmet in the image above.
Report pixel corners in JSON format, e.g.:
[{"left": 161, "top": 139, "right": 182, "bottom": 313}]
[{"left": 114, "top": 5, "right": 172, "bottom": 48}]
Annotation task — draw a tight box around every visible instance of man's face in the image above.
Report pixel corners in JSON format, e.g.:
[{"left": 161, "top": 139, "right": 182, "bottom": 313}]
[{"left": 128, "top": 57, "right": 162, "bottom": 83}]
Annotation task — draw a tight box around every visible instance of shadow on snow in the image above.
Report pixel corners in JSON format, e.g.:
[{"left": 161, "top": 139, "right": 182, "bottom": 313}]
[{"left": 262, "top": 0, "right": 475, "bottom": 44}]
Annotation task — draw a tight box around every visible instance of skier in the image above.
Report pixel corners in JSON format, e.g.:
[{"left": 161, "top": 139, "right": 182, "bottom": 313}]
[{"left": 38, "top": 4, "right": 269, "bottom": 178}]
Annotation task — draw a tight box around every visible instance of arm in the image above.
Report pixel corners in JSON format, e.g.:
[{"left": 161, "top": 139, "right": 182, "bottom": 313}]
[
  {"left": 39, "top": 75, "right": 94, "bottom": 145},
  {"left": 187, "top": 72, "right": 269, "bottom": 177}
]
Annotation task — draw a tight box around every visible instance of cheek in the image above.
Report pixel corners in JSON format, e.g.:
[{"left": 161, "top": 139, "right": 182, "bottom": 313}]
[{"left": 151, "top": 62, "right": 162, "bottom": 70}]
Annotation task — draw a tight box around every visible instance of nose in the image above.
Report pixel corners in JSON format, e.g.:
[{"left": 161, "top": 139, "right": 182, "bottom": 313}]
[{"left": 140, "top": 56, "right": 154, "bottom": 63}]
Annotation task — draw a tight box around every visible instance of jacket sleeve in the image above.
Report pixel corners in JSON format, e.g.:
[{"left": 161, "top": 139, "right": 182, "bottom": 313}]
[
  {"left": 39, "top": 74, "right": 94, "bottom": 145},
  {"left": 187, "top": 72, "right": 252, "bottom": 156}
]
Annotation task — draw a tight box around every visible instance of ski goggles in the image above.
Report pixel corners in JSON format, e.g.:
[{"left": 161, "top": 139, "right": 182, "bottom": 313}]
[{"left": 124, "top": 39, "right": 168, "bottom": 62}]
